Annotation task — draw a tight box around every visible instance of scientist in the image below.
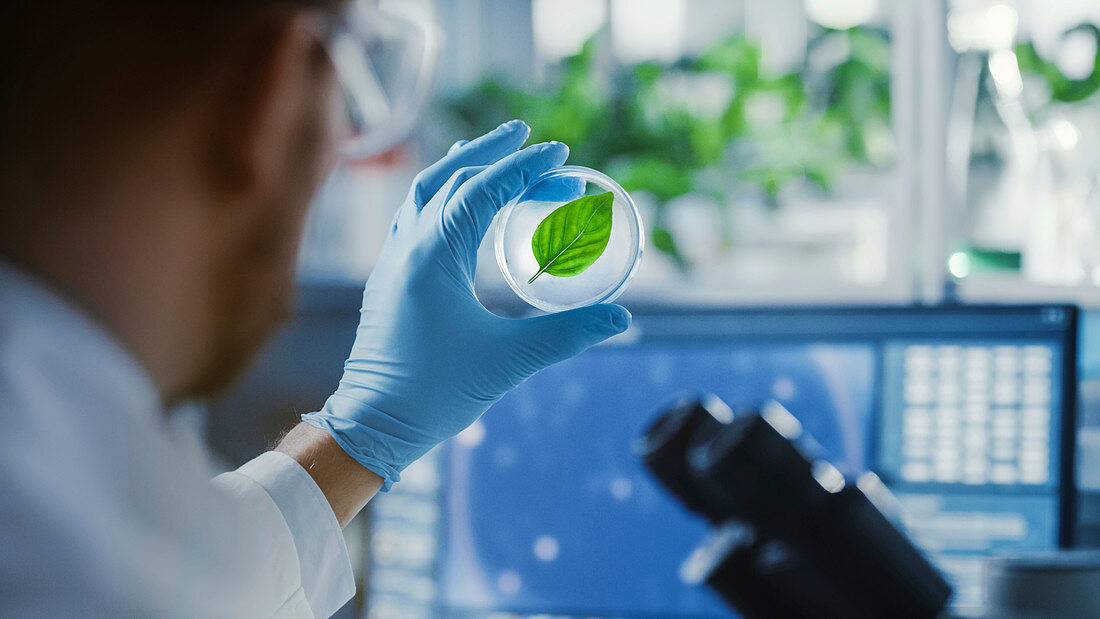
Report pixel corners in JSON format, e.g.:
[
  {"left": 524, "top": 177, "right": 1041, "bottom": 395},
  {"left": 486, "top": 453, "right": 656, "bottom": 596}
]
[{"left": 0, "top": 1, "right": 629, "bottom": 617}]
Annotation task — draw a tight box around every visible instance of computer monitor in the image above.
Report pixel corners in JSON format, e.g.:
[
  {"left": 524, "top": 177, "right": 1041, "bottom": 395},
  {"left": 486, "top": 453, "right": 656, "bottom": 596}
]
[{"left": 364, "top": 305, "right": 1077, "bottom": 618}]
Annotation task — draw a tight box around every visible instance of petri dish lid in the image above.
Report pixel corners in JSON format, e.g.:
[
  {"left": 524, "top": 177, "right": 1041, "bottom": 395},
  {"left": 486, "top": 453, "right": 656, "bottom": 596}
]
[{"left": 494, "top": 165, "right": 644, "bottom": 312}]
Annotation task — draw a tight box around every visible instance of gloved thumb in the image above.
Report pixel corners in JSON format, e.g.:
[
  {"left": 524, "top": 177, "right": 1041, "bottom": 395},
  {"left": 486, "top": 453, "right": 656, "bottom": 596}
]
[{"left": 513, "top": 303, "right": 631, "bottom": 369}]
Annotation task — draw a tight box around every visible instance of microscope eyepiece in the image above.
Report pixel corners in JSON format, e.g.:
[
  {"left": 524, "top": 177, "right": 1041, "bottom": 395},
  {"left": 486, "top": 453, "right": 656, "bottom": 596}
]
[{"left": 635, "top": 394, "right": 731, "bottom": 522}]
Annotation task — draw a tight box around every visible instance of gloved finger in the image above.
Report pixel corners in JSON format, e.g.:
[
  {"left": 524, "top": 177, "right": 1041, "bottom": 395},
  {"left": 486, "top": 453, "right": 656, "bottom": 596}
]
[
  {"left": 392, "top": 163, "right": 483, "bottom": 235},
  {"left": 522, "top": 175, "right": 586, "bottom": 203},
  {"left": 510, "top": 304, "right": 631, "bottom": 372},
  {"left": 409, "top": 119, "right": 529, "bottom": 209},
  {"left": 444, "top": 141, "right": 569, "bottom": 258},
  {"left": 435, "top": 165, "right": 488, "bottom": 206},
  {"left": 448, "top": 139, "right": 469, "bottom": 154}
]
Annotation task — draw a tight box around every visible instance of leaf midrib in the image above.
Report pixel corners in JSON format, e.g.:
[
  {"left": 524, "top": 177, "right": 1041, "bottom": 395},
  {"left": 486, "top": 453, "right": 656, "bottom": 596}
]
[{"left": 528, "top": 204, "right": 605, "bottom": 284}]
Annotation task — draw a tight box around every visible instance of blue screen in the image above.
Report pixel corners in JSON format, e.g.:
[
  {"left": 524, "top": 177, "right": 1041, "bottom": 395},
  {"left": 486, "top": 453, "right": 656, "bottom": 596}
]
[
  {"left": 440, "top": 341, "right": 876, "bottom": 617},
  {"left": 368, "top": 309, "right": 1073, "bottom": 618},
  {"left": 876, "top": 340, "right": 1064, "bottom": 610}
]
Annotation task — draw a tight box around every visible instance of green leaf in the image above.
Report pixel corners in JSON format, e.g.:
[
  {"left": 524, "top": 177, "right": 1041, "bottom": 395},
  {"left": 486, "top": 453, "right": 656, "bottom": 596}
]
[
  {"left": 528, "top": 192, "right": 614, "bottom": 284},
  {"left": 1015, "top": 25, "right": 1100, "bottom": 103},
  {"left": 615, "top": 156, "right": 694, "bottom": 201},
  {"left": 651, "top": 224, "right": 690, "bottom": 272}
]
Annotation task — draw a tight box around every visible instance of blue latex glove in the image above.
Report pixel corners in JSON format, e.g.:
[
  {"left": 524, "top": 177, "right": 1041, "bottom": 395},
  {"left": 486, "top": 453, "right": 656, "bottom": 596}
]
[{"left": 303, "top": 120, "right": 632, "bottom": 490}]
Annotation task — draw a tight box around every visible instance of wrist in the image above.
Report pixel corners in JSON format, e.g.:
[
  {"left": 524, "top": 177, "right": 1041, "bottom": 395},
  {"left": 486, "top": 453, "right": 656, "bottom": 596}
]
[
  {"left": 302, "top": 398, "right": 431, "bottom": 490},
  {"left": 276, "top": 422, "right": 384, "bottom": 527}
]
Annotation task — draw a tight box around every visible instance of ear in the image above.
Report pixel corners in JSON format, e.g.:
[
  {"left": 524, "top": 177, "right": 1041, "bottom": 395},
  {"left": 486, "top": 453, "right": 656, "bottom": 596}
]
[{"left": 212, "top": 13, "right": 327, "bottom": 198}]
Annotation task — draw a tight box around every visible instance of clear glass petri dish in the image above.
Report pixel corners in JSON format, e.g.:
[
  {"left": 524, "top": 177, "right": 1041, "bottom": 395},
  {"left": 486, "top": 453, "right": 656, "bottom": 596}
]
[{"left": 494, "top": 165, "right": 644, "bottom": 312}]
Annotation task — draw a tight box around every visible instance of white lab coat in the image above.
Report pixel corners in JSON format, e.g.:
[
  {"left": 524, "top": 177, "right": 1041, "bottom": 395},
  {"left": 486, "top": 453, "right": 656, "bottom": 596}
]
[{"left": 0, "top": 261, "right": 355, "bottom": 617}]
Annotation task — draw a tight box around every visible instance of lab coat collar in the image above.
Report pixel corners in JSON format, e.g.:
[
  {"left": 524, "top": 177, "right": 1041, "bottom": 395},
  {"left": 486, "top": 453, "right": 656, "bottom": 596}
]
[{"left": 0, "top": 258, "right": 163, "bottom": 419}]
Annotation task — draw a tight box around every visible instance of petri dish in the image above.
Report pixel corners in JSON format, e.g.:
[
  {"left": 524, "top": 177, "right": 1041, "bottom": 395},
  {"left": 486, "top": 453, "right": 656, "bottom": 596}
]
[{"left": 494, "top": 165, "right": 644, "bottom": 312}]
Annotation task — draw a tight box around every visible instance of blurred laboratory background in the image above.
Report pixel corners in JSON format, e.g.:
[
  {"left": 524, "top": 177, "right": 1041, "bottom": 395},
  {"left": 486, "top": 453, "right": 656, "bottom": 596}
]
[{"left": 197, "top": 0, "right": 1100, "bottom": 616}]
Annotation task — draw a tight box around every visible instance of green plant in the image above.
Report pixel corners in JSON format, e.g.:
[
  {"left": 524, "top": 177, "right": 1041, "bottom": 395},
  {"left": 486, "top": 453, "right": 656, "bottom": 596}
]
[
  {"left": 528, "top": 191, "right": 614, "bottom": 284},
  {"left": 444, "top": 27, "right": 892, "bottom": 269},
  {"left": 1016, "top": 24, "right": 1100, "bottom": 104}
]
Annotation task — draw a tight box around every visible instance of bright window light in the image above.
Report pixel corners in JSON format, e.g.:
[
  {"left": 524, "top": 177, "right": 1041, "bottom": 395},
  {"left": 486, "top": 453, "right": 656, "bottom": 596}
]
[
  {"left": 533, "top": 0, "right": 607, "bottom": 63},
  {"left": 1057, "top": 27, "right": 1098, "bottom": 81},
  {"left": 1051, "top": 118, "right": 1080, "bottom": 151},
  {"left": 804, "top": 0, "right": 879, "bottom": 30},
  {"left": 610, "top": 0, "right": 686, "bottom": 63},
  {"left": 982, "top": 3, "right": 1019, "bottom": 50},
  {"left": 988, "top": 50, "right": 1023, "bottom": 98},
  {"left": 947, "top": 3, "right": 1018, "bottom": 52},
  {"left": 948, "top": 252, "right": 971, "bottom": 279}
]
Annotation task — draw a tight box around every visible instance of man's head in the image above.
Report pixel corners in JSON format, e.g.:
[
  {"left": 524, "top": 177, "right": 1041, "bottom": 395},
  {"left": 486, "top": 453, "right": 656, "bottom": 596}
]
[{"left": 0, "top": 1, "right": 349, "bottom": 403}]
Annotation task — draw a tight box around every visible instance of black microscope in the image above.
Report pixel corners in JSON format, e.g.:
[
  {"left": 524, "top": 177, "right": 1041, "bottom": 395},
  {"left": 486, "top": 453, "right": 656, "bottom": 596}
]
[{"left": 636, "top": 395, "right": 952, "bottom": 618}]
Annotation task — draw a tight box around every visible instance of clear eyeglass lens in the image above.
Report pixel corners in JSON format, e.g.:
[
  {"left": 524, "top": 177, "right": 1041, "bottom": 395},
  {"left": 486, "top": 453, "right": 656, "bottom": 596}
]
[{"left": 328, "top": 6, "right": 437, "bottom": 159}]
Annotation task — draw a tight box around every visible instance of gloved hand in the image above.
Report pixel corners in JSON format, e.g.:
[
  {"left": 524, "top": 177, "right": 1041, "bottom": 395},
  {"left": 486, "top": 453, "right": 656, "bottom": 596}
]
[{"left": 303, "top": 120, "right": 632, "bottom": 490}]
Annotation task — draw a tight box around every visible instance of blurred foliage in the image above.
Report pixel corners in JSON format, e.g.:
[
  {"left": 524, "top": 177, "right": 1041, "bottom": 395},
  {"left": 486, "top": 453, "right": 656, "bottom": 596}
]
[
  {"left": 444, "top": 27, "right": 893, "bottom": 268},
  {"left": 1016, "top": 24, "right": 1100, "bottom": 104}
]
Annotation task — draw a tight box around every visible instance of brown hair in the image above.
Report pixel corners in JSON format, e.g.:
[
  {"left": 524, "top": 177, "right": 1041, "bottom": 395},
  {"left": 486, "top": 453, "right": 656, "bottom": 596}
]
[{"left": 0, "top": 1, "right": 345, "bottom": 191}]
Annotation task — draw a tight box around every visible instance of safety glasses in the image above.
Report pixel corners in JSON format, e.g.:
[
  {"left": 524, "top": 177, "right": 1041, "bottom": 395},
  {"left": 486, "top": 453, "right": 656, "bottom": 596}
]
[{"left": 323, "top": 2, "right": 440, "bottom": 159}]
